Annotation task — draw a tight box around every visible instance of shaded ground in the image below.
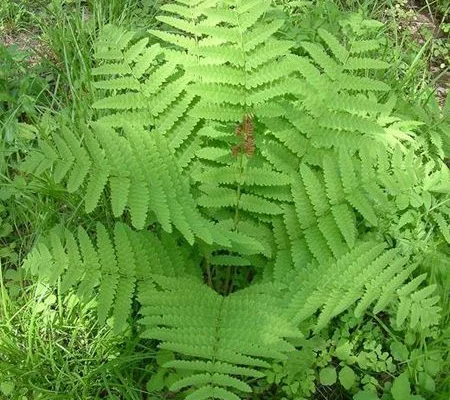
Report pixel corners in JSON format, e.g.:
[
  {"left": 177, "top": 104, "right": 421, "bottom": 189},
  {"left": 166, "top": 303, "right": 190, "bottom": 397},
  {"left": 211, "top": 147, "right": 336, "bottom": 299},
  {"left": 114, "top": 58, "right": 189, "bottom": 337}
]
[
  {"left": 1, "top": 28, "right": 56, "bottom": 66},
  {"left": 401, "top": 0, "right": 449, "bottom": 103}
]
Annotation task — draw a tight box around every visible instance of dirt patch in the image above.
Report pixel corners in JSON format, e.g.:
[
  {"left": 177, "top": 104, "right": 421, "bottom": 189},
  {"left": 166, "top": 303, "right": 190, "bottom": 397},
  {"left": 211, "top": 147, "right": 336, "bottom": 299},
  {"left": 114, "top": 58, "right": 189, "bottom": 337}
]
[
  {"left": 1, "top": 29, "right": 56, "bottom": 67},
  {"left": 403, "top": 1, "right": 449, "bottom": 103}
]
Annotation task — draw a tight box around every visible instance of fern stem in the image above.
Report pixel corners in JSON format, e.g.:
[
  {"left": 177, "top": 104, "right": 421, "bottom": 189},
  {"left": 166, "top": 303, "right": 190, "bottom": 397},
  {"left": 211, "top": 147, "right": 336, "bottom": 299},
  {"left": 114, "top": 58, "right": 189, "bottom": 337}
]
[
  {"left": 230, "top": 136, "right": 246, "bottom": 293},
  {"left": 205, "top": 257, "right": 213, "bottom": 288},
  {"left": 223, "top": 265, "right": 232, "bottom": 295},
  {"left": 211, "top": 296, "right": 225, "bottom": 366},
  {"left": 232, "top": 8, "right": 250, "bottom": 232},
  {"left": 232, "top": 152, "right": 245, "bottom": 230}
]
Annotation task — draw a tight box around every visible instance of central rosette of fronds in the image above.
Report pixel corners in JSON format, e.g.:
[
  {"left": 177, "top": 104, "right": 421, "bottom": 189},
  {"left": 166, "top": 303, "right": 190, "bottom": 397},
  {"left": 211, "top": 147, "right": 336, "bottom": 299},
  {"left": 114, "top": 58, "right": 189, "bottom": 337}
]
[{"left": 20, "top": 0, "right": 449, "bottom": 399}]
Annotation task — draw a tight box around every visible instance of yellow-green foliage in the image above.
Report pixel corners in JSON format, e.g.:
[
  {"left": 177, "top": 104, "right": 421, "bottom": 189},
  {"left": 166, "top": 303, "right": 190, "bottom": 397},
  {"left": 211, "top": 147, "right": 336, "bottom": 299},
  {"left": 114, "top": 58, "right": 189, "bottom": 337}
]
[{"left": 21, "top": 1, "right": 449, "bottom": 398}]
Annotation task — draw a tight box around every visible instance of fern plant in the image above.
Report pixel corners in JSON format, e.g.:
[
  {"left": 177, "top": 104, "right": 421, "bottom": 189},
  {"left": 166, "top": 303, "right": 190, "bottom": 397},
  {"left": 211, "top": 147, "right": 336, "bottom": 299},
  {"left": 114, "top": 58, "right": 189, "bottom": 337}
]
[{"left": 20, "top": 1, "right": 449, "bottom": 398}]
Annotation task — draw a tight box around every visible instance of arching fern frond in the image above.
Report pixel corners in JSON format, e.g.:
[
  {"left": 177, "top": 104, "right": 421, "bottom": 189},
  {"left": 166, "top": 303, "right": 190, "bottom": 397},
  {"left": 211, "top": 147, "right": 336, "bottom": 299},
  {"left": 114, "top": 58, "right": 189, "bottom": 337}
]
[
  {"left": 140, "top": 276, "right": 299, "bottom": 400},
  {"left": 21, "top": 121, "right": 231, "bottom": 247},
  {"left": 22, "top": 223, "right": 197, "bottom": 333},
  {"left": 150, "top": 0, "right": 298, "bottom": 127},
  {"left": 284, "top": 241, "right": 414, "bottom": 332},
  {"left": 287, "top": 150, "right": 380, "bottom": 264}
]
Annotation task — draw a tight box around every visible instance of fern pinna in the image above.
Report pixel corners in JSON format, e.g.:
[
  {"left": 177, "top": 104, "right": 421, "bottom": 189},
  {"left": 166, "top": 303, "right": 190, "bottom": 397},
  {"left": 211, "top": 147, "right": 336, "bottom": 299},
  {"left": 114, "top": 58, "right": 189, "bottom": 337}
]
[{"left": 21, "top": 0, "right": 449, "bottom": 398}]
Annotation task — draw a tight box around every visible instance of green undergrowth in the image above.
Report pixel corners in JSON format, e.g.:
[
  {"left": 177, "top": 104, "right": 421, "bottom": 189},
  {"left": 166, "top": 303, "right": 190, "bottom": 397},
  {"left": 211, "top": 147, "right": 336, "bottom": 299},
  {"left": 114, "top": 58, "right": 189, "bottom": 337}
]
[
  {"left": 0, "top": 0, "right": 449, "bottom": 399},
  {"left": 0, "top": 267, "right": 155, "bottom": 399}
]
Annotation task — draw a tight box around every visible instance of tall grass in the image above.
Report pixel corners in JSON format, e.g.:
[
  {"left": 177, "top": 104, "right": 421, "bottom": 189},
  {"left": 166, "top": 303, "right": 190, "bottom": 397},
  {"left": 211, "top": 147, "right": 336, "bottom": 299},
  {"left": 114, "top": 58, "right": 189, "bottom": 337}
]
[
  {"left": 0, "top": 265, "right": 156, "bottom": 399},
  {"left": 1, "top": 3, "right": 162, "bottom": 397}
]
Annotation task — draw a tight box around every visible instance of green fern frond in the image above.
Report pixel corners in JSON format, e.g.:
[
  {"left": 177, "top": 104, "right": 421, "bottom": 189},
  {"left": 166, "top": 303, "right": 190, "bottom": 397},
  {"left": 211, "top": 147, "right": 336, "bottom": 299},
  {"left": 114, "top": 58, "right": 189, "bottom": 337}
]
[
  {"left": 350, "top": 39, "right": 381, "bottom": 54},
  {"left": 246, "top": 39, "right": 294, "bottom": 70},
  {"left": 17, "top": 5, "right": 450, "bottom": 400},
  {"left": 337, "top": 75, "right": 390, "bottom": 92},
  {"left": 289, "top": 156, "right": 364, "bottom": 263},
  {"left": 304, "top": 226, "right": 334, "bottom": 265},
  {"left": 327, "top": 92, "right": 387, "bottom": 116},
  {"left": 140, "top": 277, "right": 298, "bottom": 399},
  {"left": 22, "top": 121, "right": 226, "bottom": 244},
  {"left": 60, "top": 126, "right": 92, "bottom": 193},
  {"left": 243, "top": 19, "right": 284, "bottom": 52},
  {"left": 317, "top": 214, "right": 347, "bottom": 259},
  {"left": 286, "top": 241, "right": 380, "bottom": 323},
  {"left": 47, "top": 230, "right": 69, "bottom": 285},
  {"left": 318, "top": 111, "right": 384, "bottom": 135},
  {"left": 317, "top": 28, "right": 349, "bottom": 64},
  {"left": 331, "top": 203, "right": 357, "bottom": 248},
  {"left": 76, "top": 226, "right": 101, "bottom": 301},
  {"left": 301, "top": 41, "right": 340, "bottom": 79},
  {"left": 111, "top": 223, "right": 137, "bottom": 333},
  {"left": 300, "top": 164, "right": 329, "bottom": 217},
  {"left": 96, "top": 223, "right": 119, "bottom": 325},
  {"left": 23, "top": 223, "right": 199, "bottom": 332},
  {"left": 260, "top": 141, "right": 299, "bottom": 175},
  {"left": 323, "top": 153, "right": 345, "bottom": 205},
  {"left": 433, "top": 213, "right": 450, "bottom": 244},
  {"left": 291, "top": 178, "right": 316, "bottom": 230},
  {"left": 285, "top": 241, "right": 408, "bottom": 331},
  {"left": 190, "top": 44, "right": 245, "bottom": 67},
  {"left": 282, "top": 205, "right": 314, "bottom": 269},
  {"left": 343, "top": 57, "right": 389, "bottom": 70},
  {"left": 373, "top": 264, "right": 418, "bottom": 314}
]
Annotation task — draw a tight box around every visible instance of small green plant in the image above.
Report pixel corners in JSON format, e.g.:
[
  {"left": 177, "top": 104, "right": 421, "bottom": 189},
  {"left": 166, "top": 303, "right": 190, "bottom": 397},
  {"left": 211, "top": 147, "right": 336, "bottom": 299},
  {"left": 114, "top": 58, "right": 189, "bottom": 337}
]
[{"left": 0, "top": 43, "right": 47, "bottom": 147}]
